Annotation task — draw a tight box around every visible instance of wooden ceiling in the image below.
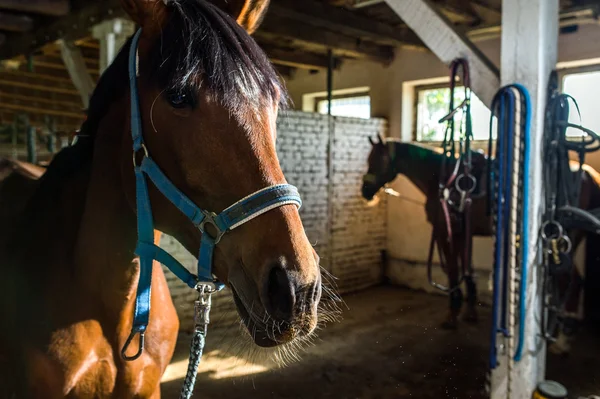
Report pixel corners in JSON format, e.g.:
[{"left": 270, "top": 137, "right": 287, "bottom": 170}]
[
  {"left": 0, "top": 0, "right": 598, "bottom": 70},
  {"left": 0, "top": 0, "right": 598, "bottom": 147}
]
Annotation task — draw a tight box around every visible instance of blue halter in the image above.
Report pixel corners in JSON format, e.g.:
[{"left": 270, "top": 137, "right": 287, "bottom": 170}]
[{"left": 121, "top": 29, "right": 302, "bottom": 361}]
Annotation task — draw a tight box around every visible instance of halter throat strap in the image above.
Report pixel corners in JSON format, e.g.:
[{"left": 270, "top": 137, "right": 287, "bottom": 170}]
[{"left": 122, "top": 29, "right": 302, "bottom": 361}]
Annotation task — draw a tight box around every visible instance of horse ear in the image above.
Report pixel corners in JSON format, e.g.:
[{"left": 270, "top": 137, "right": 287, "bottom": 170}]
[
  {"left": 210, "top": 0, "right": 271, "bottom": 34},
  {"left": 377, "top": 134, "right": 384, "bottom": 144},
  {"left": 368, "top": 137, "right": 375, "bottom": 146}
]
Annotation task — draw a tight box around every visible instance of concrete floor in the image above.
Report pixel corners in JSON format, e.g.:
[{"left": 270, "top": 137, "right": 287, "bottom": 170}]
[{"left": 161, "top": 286, "right": 599, "bottom": 398}]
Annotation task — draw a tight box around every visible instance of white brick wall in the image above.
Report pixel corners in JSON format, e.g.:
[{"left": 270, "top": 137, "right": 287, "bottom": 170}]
[{"left": 159, "top": 111, "right": 388, "bottom": 332}]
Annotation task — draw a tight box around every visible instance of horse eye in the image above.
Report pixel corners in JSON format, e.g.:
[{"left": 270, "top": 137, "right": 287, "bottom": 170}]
[{"left": 166, "top": 91, "right": 194, "bottom": 109}]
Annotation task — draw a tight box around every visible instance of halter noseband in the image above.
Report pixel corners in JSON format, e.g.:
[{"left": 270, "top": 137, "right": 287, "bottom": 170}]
[{"left": 122, "top": 29, "right": 302, "bottom": 360}]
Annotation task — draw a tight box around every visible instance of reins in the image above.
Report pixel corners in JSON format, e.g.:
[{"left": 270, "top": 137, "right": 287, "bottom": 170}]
[
  {"left": 427, "top": 58, "right": 476, "bottom": 293},
  {"left": 539, "top": 71, "right": 600, "bottom": 343},
  {"left": 123, "top": 29, "right": 303, "bottom": 399}
]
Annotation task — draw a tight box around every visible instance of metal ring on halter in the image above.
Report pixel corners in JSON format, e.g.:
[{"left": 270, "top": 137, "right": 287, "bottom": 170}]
[
  {"left": 132, "top": 143, "right": 149, "bottom": 167},
  {"left": 455, "top": 173, "right": 477, "bottom": 194},
  {"left": 195, "top": 282, "right": 217, "bottom": 295},
  {"left": 540, "top": 220, "right": 564, "bottom": 242},
  {"left": 198, "top": 212, "right": 226, "bottom": 244}
]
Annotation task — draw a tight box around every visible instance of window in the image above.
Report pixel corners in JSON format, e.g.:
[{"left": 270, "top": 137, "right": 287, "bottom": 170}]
[
  {"left": 316, "top": 95, "right": 371, "bottom": 119},
  {"left": 415, "top": 85, "right": 492, "bottom": 142},
  {"left": 562, "top": 69, "right": 600, "bottom": 137}
]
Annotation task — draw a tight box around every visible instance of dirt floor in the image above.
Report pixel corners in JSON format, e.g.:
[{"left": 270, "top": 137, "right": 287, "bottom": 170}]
[{"left": 161, "top": 286, "right": 599, "bottom": 399}]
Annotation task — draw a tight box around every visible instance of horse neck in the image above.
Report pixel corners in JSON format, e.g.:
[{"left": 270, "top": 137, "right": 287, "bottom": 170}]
[
  {"left": 391, "top": 142, "right": 441, "bottom": 196},
  {"left": 72, "top": 98, "right": 139, "bottom": 301}
]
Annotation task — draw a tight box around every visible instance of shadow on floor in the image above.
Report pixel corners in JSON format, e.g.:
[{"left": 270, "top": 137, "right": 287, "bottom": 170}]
[{"left": 162, "top": 286, "right": 490, "bottom": 399}]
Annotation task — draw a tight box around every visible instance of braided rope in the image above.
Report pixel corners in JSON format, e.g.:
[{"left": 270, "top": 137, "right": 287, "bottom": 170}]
[
  {"left": 507, "top": 87, "right": 527, "bottom": 399},
  {"left": 179, "top": 329, "right": 206, "bottom": 399}
]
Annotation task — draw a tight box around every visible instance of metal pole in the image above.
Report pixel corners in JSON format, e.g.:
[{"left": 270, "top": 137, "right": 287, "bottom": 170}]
[
  {"left": 327, "top": 49, "right": 334, "bottom": 116},
  {"left": 326, "top": 49, "right": 335, "bottom": 273},
  {"left": 26, "top": 124, "right": 37, "bottom": 164}
]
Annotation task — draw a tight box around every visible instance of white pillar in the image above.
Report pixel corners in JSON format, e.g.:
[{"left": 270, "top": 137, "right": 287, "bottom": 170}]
[
  {"left": 491, "top": 1, "right": 559, "bottom": 398},
  {"left": 92, "top": 18, "right": 136, "bottom": 74}
]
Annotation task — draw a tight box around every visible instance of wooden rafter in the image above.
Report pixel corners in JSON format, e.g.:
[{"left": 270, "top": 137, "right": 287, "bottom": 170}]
[
  {"left": 261, "top": 44, "right": 342, "bottom": 70},
  {"left": 0, "top": 0, "right": 70, "bottom": 16},
  {"left": 0, "top": 0, "right": 124, "bottom": 60},
  {"left": 257, "top": 16, "right": 394, "bottom": 63},
  {"left": 268, "top": 0, "right": 421, "bottom": 47},
  {"left": 384, "top": 0, "right": 500, "bottom": 107}
]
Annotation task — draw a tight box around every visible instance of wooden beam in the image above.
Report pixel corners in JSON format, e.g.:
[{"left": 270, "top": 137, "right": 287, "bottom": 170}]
[
  {"left": 268, "top": 0, "right": 420, "bottom": 47},
  {"left": 0, "top": 92, "right": 83, "bottom": 110},
  {"left": 0, "top": 68, "right": 74, "bottom": 84},
  {"left": 436, "top": 0, "right": 480, "bottom": 25},
  {"left": 0, "top": 102, "right": 84, "bottom": 119},
  {"left": 257, "top": 16, "right": 394, "bottom": 63},
  {"left": 489, "top": 0, "right": 559, "bottom": 395},
  {"left": 0, "top": 79, "right": 78, "bottom": 95},
  {"left": 0, "top": 12, "right": 33, "bottom": 32},
  {"left": 0, "top": 0, "right": 69, "bottom": 16},
  {"left": 58, "top": 39, "right": 95, "bottom": 108},
  {"left": 384, "top": 0, "right": 500, "bottom": 107},
  {"left": 0, "top": 0, "right": 124, "bottom": 60},
  {"left": 261, "top": 45, "right": 341, "bottom": 70}
]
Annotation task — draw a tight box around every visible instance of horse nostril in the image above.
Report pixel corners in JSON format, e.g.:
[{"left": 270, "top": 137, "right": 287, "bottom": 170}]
[{"left": 265, "top": 265, "right": 296, "bottom": 321}]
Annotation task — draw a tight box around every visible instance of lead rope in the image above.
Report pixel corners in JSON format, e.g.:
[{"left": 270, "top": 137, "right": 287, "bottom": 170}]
[
  {"left": 489, "top": 85, "right": 531, "bottom": 392},
  {"left": 180, "top": 287, "right": 212, "bottom": 399}
]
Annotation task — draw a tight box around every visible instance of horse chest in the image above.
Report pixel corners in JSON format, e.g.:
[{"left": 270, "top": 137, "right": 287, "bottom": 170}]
[{"left": 25, "top": 319, "right": 163, "bottom": 398}]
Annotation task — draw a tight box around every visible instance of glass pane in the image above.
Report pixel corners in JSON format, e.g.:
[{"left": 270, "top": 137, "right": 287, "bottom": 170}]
[
  {"left": 317, "top": 95, "right": 371, "bottom": 119},
  {"left": 563, "top": 71, "right": 600, "bottom": 137},
  {"left": 416, "top": 86, "right": 493, "bottom": 142}
]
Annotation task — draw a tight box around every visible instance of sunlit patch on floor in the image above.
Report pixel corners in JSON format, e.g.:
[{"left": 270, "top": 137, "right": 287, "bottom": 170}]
[{"left": 161, "top": 349, "right": 270, "bottom": 383}]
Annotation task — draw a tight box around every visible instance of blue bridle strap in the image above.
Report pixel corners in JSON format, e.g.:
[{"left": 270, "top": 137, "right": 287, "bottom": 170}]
[{"left": 122, "top": 29, "right": 302, "bottom": 361}]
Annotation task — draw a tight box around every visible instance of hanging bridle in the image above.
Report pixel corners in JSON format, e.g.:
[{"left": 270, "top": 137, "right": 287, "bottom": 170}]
[
  {"left": 122, "top": 29, "right": 302, "bottom": 398},
  {"left": 427, "top": 58, "right": 476, "bottom": 292}
]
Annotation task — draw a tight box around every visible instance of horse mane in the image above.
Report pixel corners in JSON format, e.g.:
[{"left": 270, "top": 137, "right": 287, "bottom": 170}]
[{"left": 150, "top": 0, "right": 288, "bottom": 112}]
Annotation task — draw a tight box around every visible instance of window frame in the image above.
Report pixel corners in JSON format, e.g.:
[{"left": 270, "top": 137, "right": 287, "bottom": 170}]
[
  {"left": 557, "top": 63, "right": 600, "bottom": 139},
  {"left": 412, "top": 82, "right": 482, "bottom": 144},
  {"left": 313, "top": 91, "right": 371, "bottom": 116}
]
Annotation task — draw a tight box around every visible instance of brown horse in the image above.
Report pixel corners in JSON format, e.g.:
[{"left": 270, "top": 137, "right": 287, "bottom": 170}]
[
  {"left": 0, "top": 1, "right": 323, "bottom": 397},
  {"left": 362, "top": 138, "right": 600, "bottom": 338}
]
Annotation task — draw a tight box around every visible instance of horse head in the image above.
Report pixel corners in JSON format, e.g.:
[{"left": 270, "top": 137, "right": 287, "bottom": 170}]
[
  {"left": 362, "top": 134, "right": 395, "bottom": 201},
  {"left": 119, "top": 0, "right": 323, "bottom": 348}
]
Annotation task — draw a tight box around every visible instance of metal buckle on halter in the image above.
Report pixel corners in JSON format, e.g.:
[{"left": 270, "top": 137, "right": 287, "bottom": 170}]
[
  {"left": 132, "top": 143, "right": 149, "bottom": 167},
  {"left": 194, "top": 283, "right": 215, "bottom": 334},
  {"left": 198, "top": 212, "right": 226, "bottom": 244}
]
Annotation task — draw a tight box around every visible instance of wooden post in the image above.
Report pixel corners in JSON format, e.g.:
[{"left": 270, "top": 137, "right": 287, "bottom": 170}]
[
  {"left": 57, "top": 39, "right": 95, "bottom": 109},
  {"left": 490, "top": 0, "right": 559, "bottom": 398},
  {"left": 92, "top": 19, "right": 136, "bottom": 74},
  {"left": 383, "top": 0, "right": 499, "bottom": 107}
]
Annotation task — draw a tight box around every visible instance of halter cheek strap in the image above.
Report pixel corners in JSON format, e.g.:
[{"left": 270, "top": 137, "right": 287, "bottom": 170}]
[{"left": 122, "top": 29, "right": 302, "bottom": 361}]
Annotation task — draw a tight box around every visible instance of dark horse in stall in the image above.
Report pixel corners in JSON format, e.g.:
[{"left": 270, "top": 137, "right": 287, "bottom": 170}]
[
  {"left": 362, "top": 137, "right": 600, "bottom": 341},
  {"left": 0, "top": 1, "right": 326, "bottom": 397}
]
